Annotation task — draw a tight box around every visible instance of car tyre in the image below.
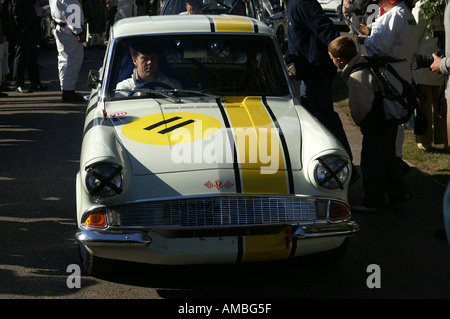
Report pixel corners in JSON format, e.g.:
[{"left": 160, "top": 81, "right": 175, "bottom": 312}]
[
  {"left": 291, "top": 238, "right": 349, "bottom": 266},
  {"left": 78, "top": 244, "right": 117, "bottom": 277},
  {"left": 307, "top": 237, "right": 350, "bottom": 265}
]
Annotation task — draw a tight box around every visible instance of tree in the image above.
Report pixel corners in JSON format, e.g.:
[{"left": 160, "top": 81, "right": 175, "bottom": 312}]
[{"left": 419, "top": 0, "right": 446, "bottom": 26}]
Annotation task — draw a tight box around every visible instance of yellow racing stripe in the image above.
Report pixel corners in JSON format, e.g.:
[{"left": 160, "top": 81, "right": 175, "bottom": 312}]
[
  {"left": 223, "top": 96, "right": 288, "bottom": 194},
  {"left": 212, "top": 15, "right": 255, "bottom": 33},
  {"left": 243, "top": 228, "right": 291, "bottom": 262}
]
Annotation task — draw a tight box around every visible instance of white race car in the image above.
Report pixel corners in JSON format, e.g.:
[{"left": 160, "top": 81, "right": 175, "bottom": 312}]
[{"left": 76, "top": 14, "right": 358, "bottom": 276}]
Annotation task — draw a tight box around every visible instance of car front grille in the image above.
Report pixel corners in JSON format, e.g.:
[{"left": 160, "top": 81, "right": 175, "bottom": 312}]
[{"left": 108, "top": 196, "right": 319, "bottom": 228}]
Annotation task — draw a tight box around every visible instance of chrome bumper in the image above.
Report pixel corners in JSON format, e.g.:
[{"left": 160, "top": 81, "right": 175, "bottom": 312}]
[
  {"left": 294, "top": 221, "right": 359, "bottom": 239},
  {"left": 76, "top": 221, "right": 359, "bottom": 247},
  {"left": 76, "top": 229, "right": 152, "bottom": 246}
]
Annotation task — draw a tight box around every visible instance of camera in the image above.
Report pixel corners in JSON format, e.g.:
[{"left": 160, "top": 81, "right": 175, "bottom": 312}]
[{"left": 414, "top": 50, "right": 445, "bottom": 69}]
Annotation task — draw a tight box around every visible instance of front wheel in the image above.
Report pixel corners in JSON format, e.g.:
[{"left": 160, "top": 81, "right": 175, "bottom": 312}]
[
  {"left": 290, "top": 237, "right": 350, "bottom": 266},
  {"left": 78, "top": 244, "right": 117, "bottom": 277},
  {"left": 307, "top": 237, "right": 350, "bottom": 265}
]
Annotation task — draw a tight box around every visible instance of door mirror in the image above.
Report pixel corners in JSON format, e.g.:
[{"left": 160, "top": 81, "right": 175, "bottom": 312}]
[{"left": 87, "top": 70, "right": 101, "bottom": 89}]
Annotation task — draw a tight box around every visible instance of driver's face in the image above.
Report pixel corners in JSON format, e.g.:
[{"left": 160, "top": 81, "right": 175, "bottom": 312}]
[
  {"left": 186, "top": 2, "right": 198, "bottom": 14},
  {"left": 133, "top": 52, "right": 159, "bottom": 82}
]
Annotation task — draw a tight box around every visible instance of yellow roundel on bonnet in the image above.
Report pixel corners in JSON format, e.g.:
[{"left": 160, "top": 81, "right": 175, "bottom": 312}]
[{"left": 121, "top": 112, "right": 222, "bottom": 145}]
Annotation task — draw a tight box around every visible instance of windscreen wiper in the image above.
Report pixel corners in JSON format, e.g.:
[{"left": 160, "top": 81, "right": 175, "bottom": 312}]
[
  {"left": 115, "top": 88, "right": 182, "bottom": 103},
  {"left": 163, "top": 89, "right": 225, "bottom": 102}
]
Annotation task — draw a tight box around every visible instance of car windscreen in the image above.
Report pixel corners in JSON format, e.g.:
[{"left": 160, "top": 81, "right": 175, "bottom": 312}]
[
  {"left": 162, "top": 0, "right": 255, "bottom": 16},
  {"left": 107, "top": 35, "right": 290, "bottom": 100}
]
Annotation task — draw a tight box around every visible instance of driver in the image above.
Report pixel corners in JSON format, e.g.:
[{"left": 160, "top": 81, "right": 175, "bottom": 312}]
[
  {"left": 179, "top": 0, "right": 200, "bottom": 14},
  {"left": 115, "top": 43, "right": 182, "bottom": 96}
]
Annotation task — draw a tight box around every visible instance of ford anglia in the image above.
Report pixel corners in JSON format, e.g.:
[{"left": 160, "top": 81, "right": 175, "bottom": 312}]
[{"left": 76, "top": 14, "right": 358, "bottom": 276}]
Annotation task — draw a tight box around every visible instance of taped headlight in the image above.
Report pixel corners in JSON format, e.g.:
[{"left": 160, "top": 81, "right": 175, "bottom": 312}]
[
  {"left": 85, "top": 163, "right": 123, "bottom": 198},
  {"left": 314, "top": 156, "right": 349, "bottom": 189}
]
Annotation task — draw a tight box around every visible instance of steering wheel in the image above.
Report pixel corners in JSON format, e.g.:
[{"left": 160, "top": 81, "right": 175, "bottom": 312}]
[{"left": 128, "top": 81, "right": 174, "bottom": 96}]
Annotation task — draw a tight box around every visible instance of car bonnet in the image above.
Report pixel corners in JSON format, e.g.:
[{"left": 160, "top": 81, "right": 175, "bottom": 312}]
[{"left": 108, "top": 96, "right": 302, "bottom": 180}]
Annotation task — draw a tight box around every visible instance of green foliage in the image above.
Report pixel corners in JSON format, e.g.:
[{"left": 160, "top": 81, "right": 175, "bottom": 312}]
[{"left": 419, "top": 0, "right": 447, "bottom": 24}]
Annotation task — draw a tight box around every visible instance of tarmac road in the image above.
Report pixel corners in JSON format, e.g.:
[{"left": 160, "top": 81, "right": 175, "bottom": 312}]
[{"left": 0, "top": 45, "right": 450, "bottom": 302}]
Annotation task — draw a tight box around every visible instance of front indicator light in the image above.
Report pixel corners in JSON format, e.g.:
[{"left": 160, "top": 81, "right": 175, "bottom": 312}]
[
  {"left": 84, "top": 210, "right": 107, "bottom": 228},
  {"left": 316, "top": 200, "right": 350, "bottom": 219},
  {"left": 329, "top": 201, "right": 349, "bottom": 219}
]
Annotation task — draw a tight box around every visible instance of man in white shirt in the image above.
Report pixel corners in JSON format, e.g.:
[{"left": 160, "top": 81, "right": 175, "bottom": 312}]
[
  {"left": 358, "top": 0, "right": 418, "bottom": 82},
  {"left": 49, "top": 0, "right": 85, "bottom": 102},
  {"left": 357, "top": 0, "right": 418, "bottom": 176}
]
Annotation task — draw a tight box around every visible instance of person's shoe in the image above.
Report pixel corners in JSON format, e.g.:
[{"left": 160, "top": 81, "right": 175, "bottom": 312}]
[
  {"left": 16, "top": 86, "right": 29, "bottom": 93},
  {"left": 31, "top": 84, "right": 48, "bottom": 91},
  {"left": 417, "top": 143, "right": 432, "bottom": 152},
  {"left": 62, "top": 90, "right": 85, "bottom": 102},
  {"left": 351, "top": 204, "right": 383, "bottom": 213}
]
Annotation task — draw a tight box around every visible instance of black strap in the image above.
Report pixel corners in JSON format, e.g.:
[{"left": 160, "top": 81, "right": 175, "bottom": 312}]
[
  {"left": 349, "top": 57, "right": 406, "bottom": 101},
  {"left": 437, "top": 76, "right": 447, "bottom": 118}
]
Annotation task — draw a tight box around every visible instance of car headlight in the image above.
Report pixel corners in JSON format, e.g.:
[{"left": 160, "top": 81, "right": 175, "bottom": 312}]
[
  {"left": 85, "top": 163, "right": 123, "bottom": 198},
  {"left": 314, "top": 156, "right": 349, "bottom": 189}
]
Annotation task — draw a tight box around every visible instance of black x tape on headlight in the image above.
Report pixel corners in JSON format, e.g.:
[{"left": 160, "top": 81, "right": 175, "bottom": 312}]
[
  {"left": 314, "top": 156, "right": 350, "bottom": 190},
  {"left": 85, "top": 163, "right": 123, "bottom": 198}
]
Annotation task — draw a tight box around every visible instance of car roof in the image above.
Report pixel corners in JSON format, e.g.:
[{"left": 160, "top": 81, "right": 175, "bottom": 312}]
[{"left": 111, "top": 14, "right": 274, "bottom": 39}]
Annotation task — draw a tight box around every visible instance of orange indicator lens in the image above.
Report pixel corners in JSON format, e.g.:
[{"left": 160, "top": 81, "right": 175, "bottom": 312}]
[
  {"left": 84, "top": 211, "right": 107, "bottom": 227},
  {"left": 329, "top": 202, "right": 349, "bottom": 219}
]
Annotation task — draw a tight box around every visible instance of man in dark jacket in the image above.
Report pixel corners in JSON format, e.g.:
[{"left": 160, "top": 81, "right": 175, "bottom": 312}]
[
  {"left": 11, "top": 0, "right": 46, "bottom": 92},
  {"left": 83, "top": 0, "right": 107, "bottom": 48},
  {"left": 285, "top": 0, "right": 353, "bottom": 164}
]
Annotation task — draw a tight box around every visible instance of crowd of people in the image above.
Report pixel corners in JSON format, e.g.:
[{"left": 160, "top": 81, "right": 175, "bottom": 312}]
[
  {"left": 0, "top": 0, "right": 159, "bottom": 101},
  {"left": 0, "top": 0, "right": 48, "bottom": 97},
  {"left": 285, "top": 0, "right": 449, "bottom": 213},
  {"left": 0, "top": 0, "right": 448, "bottom": 212}
]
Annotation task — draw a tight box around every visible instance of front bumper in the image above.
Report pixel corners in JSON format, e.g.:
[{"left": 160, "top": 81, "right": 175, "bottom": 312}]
[
  {"left": 76, "top": 230, "right": 152, "bottom": 246},
  {"left": 75, "top": 222, "right": 358, "bottom": 264},
  {"left": 76, "top": 221, "right": 359, "bottom": 247}
]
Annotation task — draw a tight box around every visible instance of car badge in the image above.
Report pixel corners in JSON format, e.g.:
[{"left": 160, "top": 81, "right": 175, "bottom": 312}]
[{"left": 204, "top": 180, "right": 234, "bottom": 190}]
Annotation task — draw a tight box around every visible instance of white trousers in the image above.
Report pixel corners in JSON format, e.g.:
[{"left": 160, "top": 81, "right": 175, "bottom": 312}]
[{"left": 53, "top": 27, "right": 84, "bottom": 91}]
